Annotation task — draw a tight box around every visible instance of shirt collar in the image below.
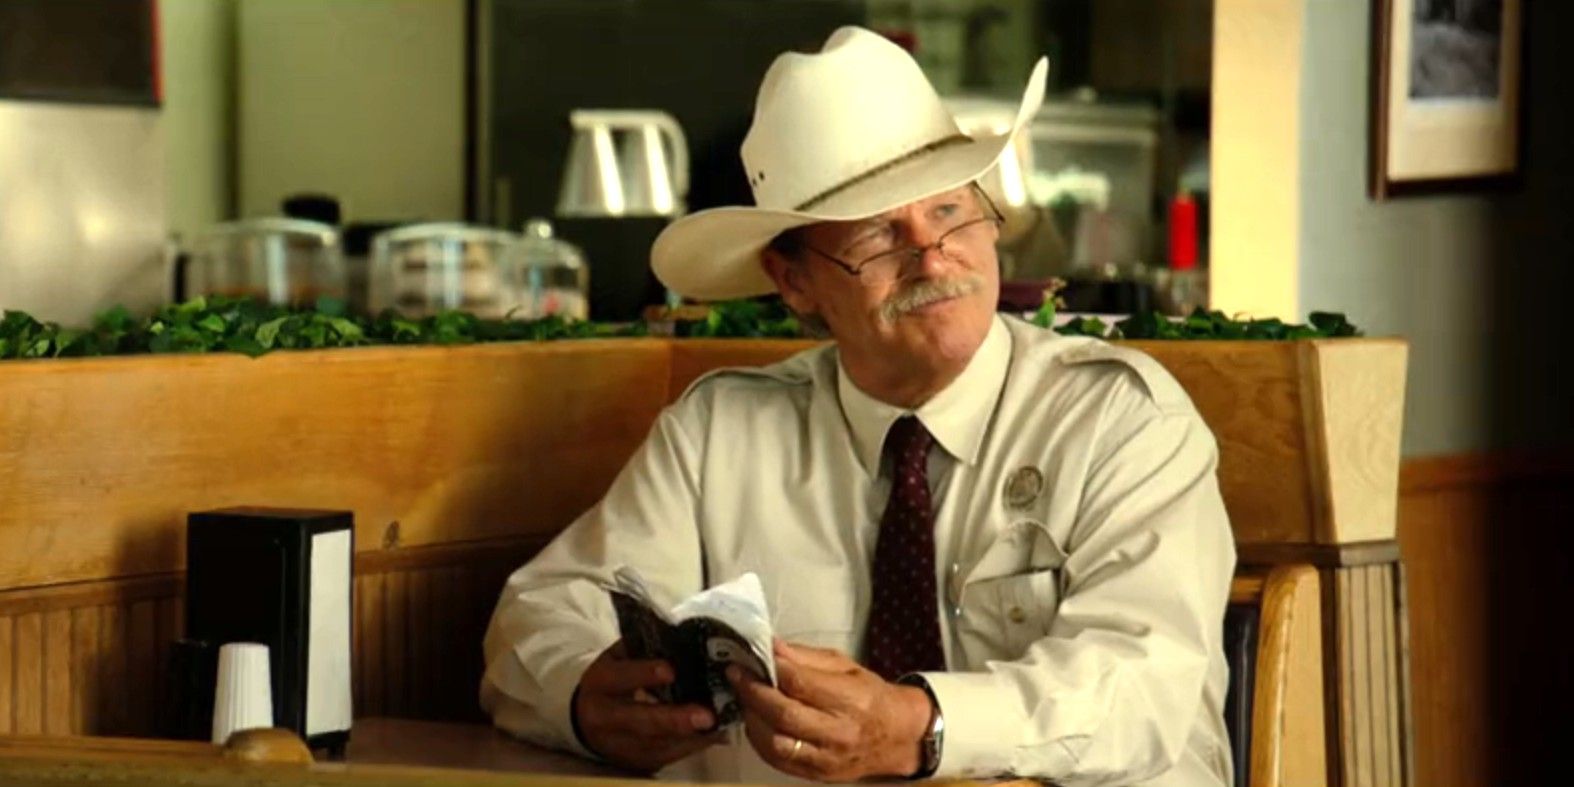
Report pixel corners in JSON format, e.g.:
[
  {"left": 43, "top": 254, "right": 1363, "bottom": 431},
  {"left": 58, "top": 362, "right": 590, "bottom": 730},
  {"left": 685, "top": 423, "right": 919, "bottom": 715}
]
[{"left": 837, "top": 315, "right": 1012, "bottom": 475}]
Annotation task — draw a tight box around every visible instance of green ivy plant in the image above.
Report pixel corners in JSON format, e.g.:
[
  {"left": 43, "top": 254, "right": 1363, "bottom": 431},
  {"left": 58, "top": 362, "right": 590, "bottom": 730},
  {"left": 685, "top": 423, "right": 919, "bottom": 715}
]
[
  {"left": 0, "top": 306, "right": 138, "bottom": 359},
  {"left": 0, "top": 294, "right": 1361, "bottom": 362},
  {"left": 0, "top": 295, "right": 641, "bottom": 360},
  {"left": 678, "top": 298, "right": 801, "bottom": 338},
  {"left": 1031, "top": 298, "right": 1361, "bottom": 341}
]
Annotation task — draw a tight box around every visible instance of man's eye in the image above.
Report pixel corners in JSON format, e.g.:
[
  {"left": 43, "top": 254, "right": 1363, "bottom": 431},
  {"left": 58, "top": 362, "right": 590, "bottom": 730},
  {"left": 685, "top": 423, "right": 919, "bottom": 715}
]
[{"left": 846, "top": 225, "right": 895, "bottom": 255}]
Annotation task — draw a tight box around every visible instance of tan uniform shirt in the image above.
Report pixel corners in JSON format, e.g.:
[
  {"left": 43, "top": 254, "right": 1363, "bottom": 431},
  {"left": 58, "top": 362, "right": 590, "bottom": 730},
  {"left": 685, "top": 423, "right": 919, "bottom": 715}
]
[{"left": 481, "top": 316, "right": 1236, "bottom": 786}]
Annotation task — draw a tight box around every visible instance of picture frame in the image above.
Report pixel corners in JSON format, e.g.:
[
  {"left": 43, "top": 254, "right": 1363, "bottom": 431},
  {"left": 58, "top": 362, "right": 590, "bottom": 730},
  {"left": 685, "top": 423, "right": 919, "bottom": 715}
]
[
  {"left": 0, "top": 0, "right": 161, "bottom": 107},
  {"left": 1370, "top": 0, "right": 1522, "bottom": 198}
]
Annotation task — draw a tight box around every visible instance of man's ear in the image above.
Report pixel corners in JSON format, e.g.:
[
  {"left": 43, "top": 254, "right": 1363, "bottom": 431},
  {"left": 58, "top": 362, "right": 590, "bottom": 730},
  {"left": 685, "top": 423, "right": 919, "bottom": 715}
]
[{"left": 760, "top": 250, "right": 819, "bottom": 318}]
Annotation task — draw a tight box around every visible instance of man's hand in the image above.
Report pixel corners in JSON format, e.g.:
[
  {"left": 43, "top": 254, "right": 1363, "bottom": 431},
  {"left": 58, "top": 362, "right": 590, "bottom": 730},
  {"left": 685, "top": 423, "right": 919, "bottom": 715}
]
[
  {"left": 572, "top": 642, "right": 723, "bottom": 773},
  {"left": 727, "top": 639, "right": 934, "bottom": 781}
]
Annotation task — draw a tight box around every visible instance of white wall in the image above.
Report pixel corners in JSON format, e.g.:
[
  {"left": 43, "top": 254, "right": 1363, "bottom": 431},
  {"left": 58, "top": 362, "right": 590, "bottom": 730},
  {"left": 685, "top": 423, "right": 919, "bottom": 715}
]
[
  {"left": 1294, "top": 0, "right": 1572, "bottom": 456},
  {"left": 160, "top": 0, "right": 236, "bottom": 240},
  {"left": 1296, "top": 0, "right": 1494, "bottom": 456},
  {"left": 1212, "top": 0, "right": 1571, "bottom": 457},
  {"left": 0, "top": 104, "right": 166, "bottom": 324},
  {"left": 236, "top": 0, "right": 466, "bottom": 223},
  {"left": 0, "top": 0, "right": 233, "bottom": 324},
  {"left": 1211, "top": 0, "right": 1304, "bottom": 322}
]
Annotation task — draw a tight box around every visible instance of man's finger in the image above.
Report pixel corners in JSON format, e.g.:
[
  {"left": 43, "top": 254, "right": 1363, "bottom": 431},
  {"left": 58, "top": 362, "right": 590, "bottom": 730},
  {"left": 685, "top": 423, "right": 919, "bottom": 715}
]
[
  {"left": 605, "top": 700, "right": 714, "bottom": 738},
  {"left": 767, "top": 728, "right": 839, "bottom": 776},
  {"left": 776, "top": 658, "right": 860, "bottom": 711},
  {"left": 582, "top": 658, "right": 675, "bottom": 695},
  {"left": 774, "top": 639, "right": 859, "bottom": 673},
  {"left": 742, "top": 710, "right": 834, "bottom": 780},
  {"left": 730, "top": 667, "right": 841, "bottom": 741}
]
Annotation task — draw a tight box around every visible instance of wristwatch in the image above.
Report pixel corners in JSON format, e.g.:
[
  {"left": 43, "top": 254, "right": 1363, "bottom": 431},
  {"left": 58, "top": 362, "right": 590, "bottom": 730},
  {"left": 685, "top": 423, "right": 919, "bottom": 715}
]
[{"left": 897, "top": 674, "right": 945, "bottom": 779}]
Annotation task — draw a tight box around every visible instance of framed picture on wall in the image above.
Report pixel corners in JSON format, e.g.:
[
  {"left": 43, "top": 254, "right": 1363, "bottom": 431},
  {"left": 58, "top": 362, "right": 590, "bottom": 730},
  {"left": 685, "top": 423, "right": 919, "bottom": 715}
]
[
  {"left": 1370, "top": 0, "right": 1522, "bottom": 197},
  {"left": 0, "top": 0, "right": 160, "bottom": 106}
]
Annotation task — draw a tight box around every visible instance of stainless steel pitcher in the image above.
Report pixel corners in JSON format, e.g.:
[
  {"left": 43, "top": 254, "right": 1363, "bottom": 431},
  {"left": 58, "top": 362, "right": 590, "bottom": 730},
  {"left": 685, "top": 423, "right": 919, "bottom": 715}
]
[{"left": 556, "top": 109, "right": 690, "bottom": 218}]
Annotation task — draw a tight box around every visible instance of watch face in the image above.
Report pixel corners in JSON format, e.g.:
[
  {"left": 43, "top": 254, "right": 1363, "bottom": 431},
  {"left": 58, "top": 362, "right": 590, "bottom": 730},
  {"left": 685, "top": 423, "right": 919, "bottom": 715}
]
[{"left": 898, "top": 675, "right": 944, "bottom": 776}]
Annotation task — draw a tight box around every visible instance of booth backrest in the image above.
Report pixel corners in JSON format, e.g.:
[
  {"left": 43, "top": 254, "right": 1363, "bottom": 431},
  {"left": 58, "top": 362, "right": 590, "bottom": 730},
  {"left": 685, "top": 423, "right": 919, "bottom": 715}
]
[{"left": 0, "top": 336, "right": 1360, "bottom": 787}]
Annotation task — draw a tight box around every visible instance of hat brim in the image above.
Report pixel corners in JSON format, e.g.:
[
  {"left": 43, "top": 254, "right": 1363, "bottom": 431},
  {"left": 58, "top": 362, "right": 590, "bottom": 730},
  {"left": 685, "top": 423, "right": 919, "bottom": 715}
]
[{"left": 652, "top": 57, "right": 1048, "bottom": 302}]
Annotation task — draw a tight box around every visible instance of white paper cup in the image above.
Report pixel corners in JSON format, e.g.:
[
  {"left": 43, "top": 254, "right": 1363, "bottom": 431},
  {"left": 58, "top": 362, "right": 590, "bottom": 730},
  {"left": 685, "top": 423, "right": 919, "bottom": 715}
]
[{"left": 212, "top": 642, "right": 274, "bottom": 744}]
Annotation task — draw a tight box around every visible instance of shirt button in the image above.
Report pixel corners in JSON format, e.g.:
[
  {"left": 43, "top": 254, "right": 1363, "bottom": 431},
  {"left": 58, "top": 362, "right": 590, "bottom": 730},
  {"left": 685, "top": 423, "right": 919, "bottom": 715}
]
[{"left": 1007, "top": 606, "right": 1027, "bottom": 624}]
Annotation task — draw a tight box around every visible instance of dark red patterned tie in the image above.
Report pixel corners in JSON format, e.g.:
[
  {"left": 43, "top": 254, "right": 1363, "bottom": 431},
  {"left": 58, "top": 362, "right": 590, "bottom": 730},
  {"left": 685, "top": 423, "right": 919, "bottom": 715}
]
[{"left": 864, "top": 416, "right": 946, "bottom": 680}]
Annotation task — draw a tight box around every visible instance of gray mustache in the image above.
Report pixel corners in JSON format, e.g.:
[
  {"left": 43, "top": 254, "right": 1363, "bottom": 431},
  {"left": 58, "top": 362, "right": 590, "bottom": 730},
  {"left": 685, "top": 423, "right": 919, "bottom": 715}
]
[{"left": 880, "top": 273, "right": 985, "bottom": 323}]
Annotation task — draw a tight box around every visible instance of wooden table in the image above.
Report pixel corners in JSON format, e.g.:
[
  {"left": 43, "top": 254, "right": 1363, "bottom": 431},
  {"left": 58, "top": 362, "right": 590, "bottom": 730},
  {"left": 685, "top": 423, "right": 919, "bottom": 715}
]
[
  {"left": 341, "top": 717, "right": 1026, "bottom": 787},
  {"left": 344, "top": 718, "right": 626, "bottom": 777},
  {"left": 0, "top": 717, "right": 1034, "bottom": 787}
]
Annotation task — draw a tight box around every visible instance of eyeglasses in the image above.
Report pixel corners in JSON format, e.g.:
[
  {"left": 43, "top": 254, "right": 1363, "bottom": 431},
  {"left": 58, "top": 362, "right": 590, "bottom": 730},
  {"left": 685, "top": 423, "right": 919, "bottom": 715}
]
[{"left": 802, "top": 187, "right": 1004, "bottom": 284}]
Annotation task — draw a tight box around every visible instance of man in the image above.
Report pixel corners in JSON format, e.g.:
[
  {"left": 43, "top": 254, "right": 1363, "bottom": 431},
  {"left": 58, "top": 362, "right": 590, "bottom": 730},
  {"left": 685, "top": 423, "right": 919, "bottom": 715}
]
[{"left": 482, "top": 27, "right": 1235, "bottom": 786}]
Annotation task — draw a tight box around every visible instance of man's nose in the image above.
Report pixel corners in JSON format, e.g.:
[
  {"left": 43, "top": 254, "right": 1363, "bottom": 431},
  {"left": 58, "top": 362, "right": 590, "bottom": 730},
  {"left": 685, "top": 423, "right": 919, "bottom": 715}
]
[{"left": 910, "top": 239, "right": 955, "bottom": 278}]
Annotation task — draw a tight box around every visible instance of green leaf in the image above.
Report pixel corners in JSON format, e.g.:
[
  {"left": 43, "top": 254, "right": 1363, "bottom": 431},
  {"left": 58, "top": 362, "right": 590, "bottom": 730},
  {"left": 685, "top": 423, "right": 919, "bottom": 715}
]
[
  {"left": 95, "top": 305, "right": 133, "bottom": 332},
  {"left": 1031, "top": 298, "right": 1057, "bottom": 328},
  {"left": 224, "top": 335, "right": 268, "bottom": 357},
  {"left": 1056, "top": 316, "right": 1109, "bottom": 338},
  {"left": 327, "top": 317, "right": 363, "bottom": 341},
  {"left": 255, "top": 317, "right": 287, "bottom": 348}
]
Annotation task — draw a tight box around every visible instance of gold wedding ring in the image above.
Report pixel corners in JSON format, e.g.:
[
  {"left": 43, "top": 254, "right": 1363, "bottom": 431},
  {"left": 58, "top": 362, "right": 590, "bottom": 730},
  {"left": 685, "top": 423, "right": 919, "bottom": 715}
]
[{"left": 788, "top": 737, "right": 805, "bottom": 762}]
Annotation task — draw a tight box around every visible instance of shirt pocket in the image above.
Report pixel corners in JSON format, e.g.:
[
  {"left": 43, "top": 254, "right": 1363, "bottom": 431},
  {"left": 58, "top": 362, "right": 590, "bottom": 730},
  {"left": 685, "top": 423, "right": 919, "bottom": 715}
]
[
  {"left": 954, "top": 523, "right": 1068, "bottom": 658},
  {"left": 767, "top": 567, "right": 858, "bottom": 653},
  {"left": 958, "top": 568, "right": 1061, "bottom": 657}
]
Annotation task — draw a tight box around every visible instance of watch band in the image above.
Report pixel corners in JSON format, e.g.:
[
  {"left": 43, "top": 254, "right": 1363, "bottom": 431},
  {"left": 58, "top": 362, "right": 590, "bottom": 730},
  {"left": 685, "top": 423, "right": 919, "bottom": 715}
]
[{"left": 897, "top": 674, "right": 945, "bottom": 779}]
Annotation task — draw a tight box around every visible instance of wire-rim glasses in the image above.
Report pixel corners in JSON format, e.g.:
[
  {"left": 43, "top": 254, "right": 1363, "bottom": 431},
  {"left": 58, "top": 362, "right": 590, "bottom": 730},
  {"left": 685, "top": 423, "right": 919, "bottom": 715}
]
[{"left": 802, "top": 187, "right": 1005, "bottom": 282}]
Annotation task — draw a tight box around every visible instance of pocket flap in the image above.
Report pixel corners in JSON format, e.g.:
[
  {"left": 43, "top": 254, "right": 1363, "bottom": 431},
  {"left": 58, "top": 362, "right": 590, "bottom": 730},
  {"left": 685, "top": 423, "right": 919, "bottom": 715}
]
[{"left": 951, "top": 520, "right": 1068, "bottom": 606}]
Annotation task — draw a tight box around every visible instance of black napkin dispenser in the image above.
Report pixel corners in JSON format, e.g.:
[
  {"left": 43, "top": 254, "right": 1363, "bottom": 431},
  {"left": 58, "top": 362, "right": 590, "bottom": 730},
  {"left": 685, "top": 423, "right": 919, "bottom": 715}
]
[{"left": 185, "top": 507, "right": 353, "bottom": 753}]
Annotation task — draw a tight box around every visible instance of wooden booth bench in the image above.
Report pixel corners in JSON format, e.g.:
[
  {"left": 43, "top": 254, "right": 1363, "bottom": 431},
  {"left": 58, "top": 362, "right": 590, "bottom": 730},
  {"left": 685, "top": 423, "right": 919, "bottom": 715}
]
[{"left": 0, "top": 336, "right": 1408, "bottom": 787}]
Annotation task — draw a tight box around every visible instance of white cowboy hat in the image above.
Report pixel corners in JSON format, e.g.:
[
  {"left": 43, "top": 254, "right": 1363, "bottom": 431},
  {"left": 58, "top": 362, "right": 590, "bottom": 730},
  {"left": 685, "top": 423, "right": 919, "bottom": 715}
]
[{"left": 651, "top": 25, "right": 1047, "bottom": 302}]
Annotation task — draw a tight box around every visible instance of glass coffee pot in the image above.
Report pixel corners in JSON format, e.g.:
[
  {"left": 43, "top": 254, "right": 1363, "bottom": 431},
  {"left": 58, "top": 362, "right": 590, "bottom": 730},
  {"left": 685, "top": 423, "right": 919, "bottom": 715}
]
[{"left": 182, "top": 218, "right": 345, "bottom": 305}]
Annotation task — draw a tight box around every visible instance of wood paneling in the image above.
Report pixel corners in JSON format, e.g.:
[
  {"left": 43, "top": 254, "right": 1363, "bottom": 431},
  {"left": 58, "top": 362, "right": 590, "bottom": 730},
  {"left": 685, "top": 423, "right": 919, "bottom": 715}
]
[
  {"left": 1239, "top": 540, "right": 1401, "bottom": 568},
  {"left": 1130, "top": 340, "right": 1318, "bottom": 544},
  {"left": 13, "top": 483, "right": 1543, "bottom": 787},
  {"left": 0, "top": 339, "right": 1409, "bottom": 598},
  {"left": 0, "top": 338, "right": 1415, "bottom": 781},
  {"left": 0, "top": 535, "right": 543, "bottom": 737},
  {"left": 350, "top": 538, "right": 547, "bottom": 723},
  {"left": 1397, "top": 453, "right": 1574, "bottom": 787},
  {"left": 1132, "top": 339, "right": 1409, "bottom": 546},
  {"left": 0, "top": 577, "right": 181, "bottom": 738},
  {"left": 1297, "top": 340, "right": 1408, "bottom": 544},
  {"left": 1327, "top": 563, "right": 1409, "bottom": 787},
  {"left": 0, "top": 341, "right": 670, "bottom": 589},
  {"left": 0, "top": 616, "right": 11, "bottom": 734},
  {"left": 1239, "top": 450, "right": 1574, "bottom": 787}
]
